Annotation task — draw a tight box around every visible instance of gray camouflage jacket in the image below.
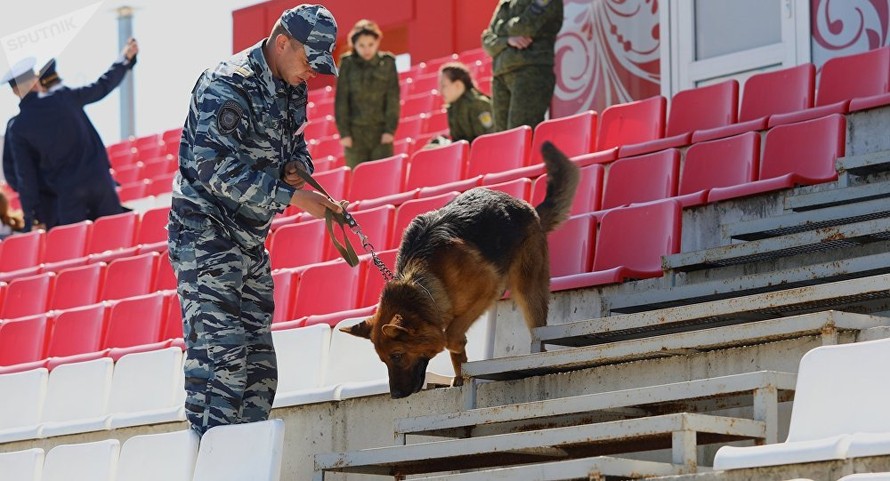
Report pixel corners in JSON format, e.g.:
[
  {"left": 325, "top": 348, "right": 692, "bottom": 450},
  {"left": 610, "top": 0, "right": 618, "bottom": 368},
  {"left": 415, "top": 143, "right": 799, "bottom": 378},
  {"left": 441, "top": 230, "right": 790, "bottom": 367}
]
[{"left": 171, "top": 40, "right": 312, "bottom": 250}]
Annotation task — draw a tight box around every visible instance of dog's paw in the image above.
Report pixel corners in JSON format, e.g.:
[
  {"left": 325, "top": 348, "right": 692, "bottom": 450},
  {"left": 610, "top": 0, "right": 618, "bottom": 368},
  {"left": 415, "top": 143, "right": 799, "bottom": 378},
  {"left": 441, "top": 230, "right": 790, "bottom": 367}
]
[{"left": 451, "top": 377, "right": 464, "bottom": 387}]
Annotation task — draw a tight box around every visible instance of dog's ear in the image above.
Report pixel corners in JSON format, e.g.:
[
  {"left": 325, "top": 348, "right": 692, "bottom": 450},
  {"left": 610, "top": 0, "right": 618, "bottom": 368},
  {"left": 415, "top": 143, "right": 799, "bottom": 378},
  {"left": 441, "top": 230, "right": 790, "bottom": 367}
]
[
  {"left": 381, "top": 314, "right": 410, "bottom": 339},
  {"left": 339, "top": 319, "right": 372, "bottom": 339}
]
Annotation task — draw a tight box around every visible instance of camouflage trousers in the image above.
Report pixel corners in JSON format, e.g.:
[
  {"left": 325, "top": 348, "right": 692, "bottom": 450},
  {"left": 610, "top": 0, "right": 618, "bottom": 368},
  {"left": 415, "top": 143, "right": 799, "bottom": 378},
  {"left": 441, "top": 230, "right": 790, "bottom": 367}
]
[
  {"left": 344, "top": 123, "right": 394, "bottom": 168},
  {"left": 168, "top": 223, "right": 277, "bottom": 437},
  {"left": 492, "top": 65, "right": 556, "bottom": 132}
]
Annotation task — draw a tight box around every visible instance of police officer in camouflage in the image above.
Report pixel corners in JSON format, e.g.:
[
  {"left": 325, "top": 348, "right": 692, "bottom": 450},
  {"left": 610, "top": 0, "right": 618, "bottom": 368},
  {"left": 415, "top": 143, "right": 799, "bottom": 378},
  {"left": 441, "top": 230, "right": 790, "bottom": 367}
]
[
  {"left": 438, "top": 62, "right": 494, "bottom": 143},
  {"left": 482, "top": 0, "right": 563, "bottom": 131},
  {"left": 335, "top": 20, "right": 400, "bottom": 168},
  {"left": 167, "top": 4, "right": 342, "bottom": 436}
]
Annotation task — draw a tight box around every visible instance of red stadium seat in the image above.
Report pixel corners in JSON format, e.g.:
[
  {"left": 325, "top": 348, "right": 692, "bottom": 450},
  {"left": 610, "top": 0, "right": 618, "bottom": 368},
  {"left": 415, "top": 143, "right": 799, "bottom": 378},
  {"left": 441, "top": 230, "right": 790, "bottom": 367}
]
[
  {"left": 531, "top": 164, "right": 605, "bottom": 215},
  {"left": 357, "top": 249, "right": 398, "bottom": 308},
  {"left": 117, "top": 180, "right": 149, "bottom": 203},
  {"left": 291, "top": 260, "right": 360, "bottom": 319},
  {"left": 424, "top": 109, "right": 449, "bottom": 134},
  {"left": 694, "top": 64, "right": 815, "bottom": 142},
  {"left": 140, "top": 156, "right": 176, "bottom": 179},
  {"left": 309, "top": 136, "right": 344, "bottom": 159},
  {"left": 133, "top": 134, "right": 164, "bottom": 161},
  {"left": 145, "top": 173, "right": 176, "bottom": 196},
  {"left": 420, "top": 53, "right": 459, "bottom": 75},
  {"left": 459, "top": 48, "right": 488, "bottom": 65},
  {"left": 678, "top": 132, "right": 760, "bottom": 207},
  {"left": 309, "top": 98, "right": 335, "bottom": 118},
  {"left": 621, "top": 80, "right": 738, "bottom": 157},
  {"left": 272, "top": 270, "right": 295, "bottom": 324},
  {"left": 0, "top": 314, "right": 48, "bottom": 366},
  {"left": 600, "top": 149, "right": 680, "bottom": 211},
  {"left": 548, "top": 214, "right": 596, "bottom": 291},
  {"left": 309, "top": 166, "right": 350, "bottom": 202},
  {"left": 269, "top": 219, "right": 326, "bottom": 270},
  {"left": 153, "top": 253, "right": 178, "bottom": 291},
  {"left": 402, "top": 94, "right": 437, "bottom": 118},
  {"left": 103, "top": 292, "right": 165, "bottom": 351},
  {"left": 530, "top": 111, "right": 597, "bottom": 164},
  {"left": 466, "top": 126, "right": 532, "bottom": 178},
  {"left": 324, "top": 204, "right": 395, "bottom": 262},
  {"left": 484, "top": 178, "right": 532, "bottom": 201},
  {"left": 309, "top": 85, "right": 335, "bottom": 102},
  {"left": 100, "top": 252, "right": 159, "bottom": 301},
  {"left": 161, "top": 293, "right": 183, "bottom": 341},
  {"left": 303, "top": 115, "right": 336, "bottom": 139},
  {"left": 772, "top": 47, "right": 890, "bottom": 125},
  {"left": 709, "top": 114, "right": 846, "bottom": 203},
  {"left": 347, "top": 154, "right": 409, "bottom": 202},
  {"left": 299, "top": 305, "right": 377, "bottom": 329},
  {"left": 596, "top": 96, "right": 665, "bottom": 152},
  {"left": 407, "top": 73, "right": 440, "bottom": 96},
  {"left": 161, "top": 127, "right": 183, "bottom": 146},
  {"left": 405, "top": 141, "right": 469, "bottom": 191},
  {"left": 0, "top": 230, "right": 43, "bottom": 272},
  {"left": 390, "top": 192, "right": 459, "bottom": 249},
  {"left": 1, "top": 272, "right": 53, "bottom": 319},
  {"left": 50, "top": 263, "right": 105, "bottom": 311},
  {"left": 137, "top": 206, "right": 171, "bottom": 245},
  {"left": 44, "top": 304, "right": 106, "bottom": 358},
  {"left": 396, "top": 114, "right": 426, "bottom": 142},
  {"left": 112, "top": 163, "right": 143, "bottom": 185},
  {"left": 87, "top": 211, "right": 138, "bottom": 255},
  {"left": 557, "top": 200, "right": 680, "bottom": 289},
  {"left": 43, "top": 221, "right": 90, "bottom": 264}
]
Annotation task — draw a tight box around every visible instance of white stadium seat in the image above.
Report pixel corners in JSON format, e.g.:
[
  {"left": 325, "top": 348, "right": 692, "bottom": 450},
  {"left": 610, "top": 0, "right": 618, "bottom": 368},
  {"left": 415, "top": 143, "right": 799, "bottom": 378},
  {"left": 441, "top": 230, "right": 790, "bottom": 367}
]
[
  {"left": 106, "top": 347, "right": 186, "bottom": 429},
  {"left": 116, "top": 429, "right": 199, "bottom": 481},
  {"left": 0, "top": 368, "right": 46, "bottom": 443},
  {"left": 192, "top": 419, "right": 285, "bottom": 481},
  {"left": 42, "top": 439, "right": 119, "bottom": 481},
  {"left": 0, "top": 448, "right": 43, "bottom": 481}
]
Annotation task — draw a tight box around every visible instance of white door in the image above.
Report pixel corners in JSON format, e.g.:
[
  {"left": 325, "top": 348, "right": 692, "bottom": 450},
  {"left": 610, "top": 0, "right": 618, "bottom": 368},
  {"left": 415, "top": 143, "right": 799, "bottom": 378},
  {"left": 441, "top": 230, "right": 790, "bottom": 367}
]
[{"left": 662, "top": 0, "right": 811, "bottom": 96}]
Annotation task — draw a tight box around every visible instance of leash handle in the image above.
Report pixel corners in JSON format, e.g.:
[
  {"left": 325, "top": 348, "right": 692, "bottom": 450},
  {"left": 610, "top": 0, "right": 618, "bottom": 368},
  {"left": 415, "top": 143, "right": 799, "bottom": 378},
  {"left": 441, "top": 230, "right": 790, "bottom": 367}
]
[{"left": 293, "top": 168, "right": 360, "bottom": 267}]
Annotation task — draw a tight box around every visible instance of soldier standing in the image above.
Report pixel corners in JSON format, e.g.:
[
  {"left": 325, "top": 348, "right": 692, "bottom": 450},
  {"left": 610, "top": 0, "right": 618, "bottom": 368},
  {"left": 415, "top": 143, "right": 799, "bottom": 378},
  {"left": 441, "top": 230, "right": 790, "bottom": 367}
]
[
  {"left": 438, "top": 62, "right": 494, "bottom": 143},
  {"left": 167, "top": 4, "right": 343, "bottom": 436},
  {"left": 334, "top": 19, "right": 400, "bottom": 168},
  {"left": 482, "top": 0, "right": 563, "bottom": 131}
]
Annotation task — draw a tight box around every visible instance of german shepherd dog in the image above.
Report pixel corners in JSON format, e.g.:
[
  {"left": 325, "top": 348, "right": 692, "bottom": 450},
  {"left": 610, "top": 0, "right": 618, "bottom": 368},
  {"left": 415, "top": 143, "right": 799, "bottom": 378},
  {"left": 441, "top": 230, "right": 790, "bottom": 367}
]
[{"left": 341, "top": 142, "right": 579, "bottom": 398}]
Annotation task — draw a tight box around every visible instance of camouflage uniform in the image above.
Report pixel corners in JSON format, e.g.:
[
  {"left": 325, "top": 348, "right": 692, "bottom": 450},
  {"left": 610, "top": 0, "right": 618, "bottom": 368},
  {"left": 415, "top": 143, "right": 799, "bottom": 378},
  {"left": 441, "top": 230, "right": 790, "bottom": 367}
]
[
  {"left": 167, "top": 4, "right": 338, "bottom": 437},
  {"left": 447, "top": 88, "right": 494, "bottom": 143},
  {"left": 334, "top": 51, "right": 400, "bottom": 168},
  {"left": 482, "top": 0, "right": 563, "bottom": 131}
]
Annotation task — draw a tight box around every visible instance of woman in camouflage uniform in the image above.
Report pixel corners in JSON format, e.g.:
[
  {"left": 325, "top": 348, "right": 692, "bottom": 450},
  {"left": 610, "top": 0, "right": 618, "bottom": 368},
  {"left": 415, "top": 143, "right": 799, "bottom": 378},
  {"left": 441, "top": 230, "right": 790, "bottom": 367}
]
[
  {"left": 334, "top": 20, "right": 400, "bottom": 168},
  {"left": 438, "top": 62, "right": 494, "bottom": 144}
]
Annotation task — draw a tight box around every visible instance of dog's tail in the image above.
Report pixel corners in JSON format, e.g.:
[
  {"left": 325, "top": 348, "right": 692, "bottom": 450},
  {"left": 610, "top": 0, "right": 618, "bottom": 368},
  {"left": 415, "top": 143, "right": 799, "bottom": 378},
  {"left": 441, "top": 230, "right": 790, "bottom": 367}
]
[{"left": 535, "top": 141, "right": 580, "bottom": 233}]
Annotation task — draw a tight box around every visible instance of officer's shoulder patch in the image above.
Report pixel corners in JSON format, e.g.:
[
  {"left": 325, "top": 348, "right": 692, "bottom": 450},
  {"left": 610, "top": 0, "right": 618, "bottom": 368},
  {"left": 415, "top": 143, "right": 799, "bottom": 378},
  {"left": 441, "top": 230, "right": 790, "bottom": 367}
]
[
  {"left": 531, "top": 0, "right": 551, "bottom": 14},
  {"left": 233, "top": 66, "right": 254, "bottom": 78},
  {"left": 217, "top": 100, "right": 244, "bottom": 135},
  {"left": 534, "top": 0, "right": 552, "bottom": 6},
  {"left": 478, "top": 111, "right": 494, "bottom": 129}
]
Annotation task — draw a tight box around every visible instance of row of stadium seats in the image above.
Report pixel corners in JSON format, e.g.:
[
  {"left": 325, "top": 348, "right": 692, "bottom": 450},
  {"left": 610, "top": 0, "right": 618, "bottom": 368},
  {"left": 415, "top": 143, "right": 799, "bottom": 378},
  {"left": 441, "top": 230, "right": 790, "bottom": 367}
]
[{"left": 0, "top": 419, "right": 284, "bottom": 481}]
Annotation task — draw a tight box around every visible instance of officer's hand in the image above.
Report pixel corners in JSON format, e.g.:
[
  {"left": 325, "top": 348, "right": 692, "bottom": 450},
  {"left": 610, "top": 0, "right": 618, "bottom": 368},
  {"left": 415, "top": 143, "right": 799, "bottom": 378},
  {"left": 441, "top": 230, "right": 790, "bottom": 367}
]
[
  {"left": 380, "top": 133, "right": 394, "bottom": 144},
  {"left": 122, "top": 38, "right": 139, "bottom": 61},
  {"left": 282, "top": 161, "right": 306, "bottom": 189},
  {"left": 340, "top": 136, "right": 353, "bottom": 148},
  {"left": 290, "top": 190, "right": 343, "bottom": 219},
  {"left": 508, "top": 36, "right": 533, "bottom": 49}
]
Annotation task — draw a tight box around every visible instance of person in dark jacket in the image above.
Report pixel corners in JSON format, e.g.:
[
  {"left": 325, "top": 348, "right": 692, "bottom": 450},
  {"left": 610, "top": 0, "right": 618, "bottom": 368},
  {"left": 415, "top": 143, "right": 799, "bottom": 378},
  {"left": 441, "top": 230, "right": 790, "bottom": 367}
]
[
  {"left": 5, "top": 41, "right": 138, "bottom": 230},
  {"left": 334, "top": 19, "right": 400, "bottom": 168},
  {"left": 439, "top": 62, "right": 494, "bottom": 144}
]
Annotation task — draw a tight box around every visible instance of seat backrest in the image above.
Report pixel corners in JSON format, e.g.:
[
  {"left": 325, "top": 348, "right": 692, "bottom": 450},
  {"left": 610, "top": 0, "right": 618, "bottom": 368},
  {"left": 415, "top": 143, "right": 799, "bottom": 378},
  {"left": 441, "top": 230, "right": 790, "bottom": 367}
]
[
  {"left": 405, "top": 141, "right": 469, "bottom": 190},
  {"left": 102, "top": 292, "right": 165, "bottom": 349},
  {"left": 530, "top": 111, "right": 596, "bottom": 164},
  {"left": 46, "top": 304, "right": 106, "bottom": 358},
  {"left": 680, "top": 131, "right": 760, "bottom": 196},
  {"left": 485, "top": 178, "right": 532, "bottom": 201},
  {"left": 50, "top": 263, "right": 105, "bottom": 311},
  {"left": 0, "top": 230, "right": 43, "bottom": 272},
  {"left": 100, "top": 252, "right": 159, "bottom": 301},
  {"left": 359, "top": 249, "right": 398, "bottom": 308},
  {"left": 391, "top": 192, "right": 460, "bottom": 249},
  {"left": 161, "top": 293, "right": 183, "bottom": 341},
  {"left": 407, "top": 72, "right": 440, "bottom": 96},
  {"left": 326, "top": 318, "right": 388, "bottom": 386},
  {"left": 548, "top": 214, "right": 596, "bottom": 277},
  {"left": 666, "top": 80, "right": 738, "bottom": 137},
  {"left": 137, "top": 206, "right": 172, "bottom": 245},
  {"left": 787, "top": 337, "right": 890, "bottom": 442},
  {"left": 87, "top": 211, "right": 138, "bottom": 255},
  {"left": 154, "top": 253, "right": 177, "bottom": 291},
  {"left": 531, "top": 164, "right": 605, "bottom": 215},
  {"left": 817, "top": 46, "right": 890, "bottom": 106},
  {"left": 192, "top": 419, "right": 284, "bottom": 481},
  {"left": 309, "top": 136, "right": 343, "bottom": 159},
  {"left": 466, "top": 126, "right": 532, "bottom": 178},
  {"left": 108, "top": 347, "right": 183, "bottom": 417},
  {"left": 302, "top": 115, "right": 335, "bottom": 139},
  {"left": 43, "top": 439, "right": 119, "bottom": 481},
  {"left": 0, "top": 448, "right": 44, "bottom": 481},
  {"left": 760, "top": 114, "right": 846, "bottom": 182},
  {"left": 597, "top": 96, "right": 666, "bottom": 151},
  {"left": 325, "top": 204, "right": 395, "bottom": 262},
  {"left": 396, "top": 114, "right": 426, "bottom": 141},
  {"left": 601, "top": 149, "right": 680, "bottom": 210},
  {"left": 269, "top": 219, "right": 326, "bottom": 270},
  {"left": 424, "top": 108, "right": 449, "bottom": 134},
  {"left": 116, "top": 429, "right": 199, "bottom": 481},
  {"left": 272, "top": 323, "right": 331, "bottom": 393},
  {"left": 43, "top": 221, "right": 91, "bottom": 263},
  {"left": 271, "top": 270, "right": 295, "bottom": 324},
  {"left": 42, "top": 357, "right": 114, "bottom": 425},
  {"left": 740, "top": 64, "right": 815, "bottom": 121},
  {"left": 347, "top": 154, "right": 408, "bottom": 202},
  {"left": 292, "top": 261, "right": 360, "bottom": 318},
  {"left": 0, "top": 368, "right": 47, "bottom": 430},
  {"left": 310, "top": 166, "right": 350, "bottom": 201},
  {"left": 1, "top": 272, "right": 53, "bottom": 319},
  {"left": 0, "top": 314, "right": 47, "bottom": 366},
  {"left": 402, "top": 94, "right": 436, "bottom": 117},
  {"left": 593, "top": 200, "right": 681, "bottom": 274}
]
